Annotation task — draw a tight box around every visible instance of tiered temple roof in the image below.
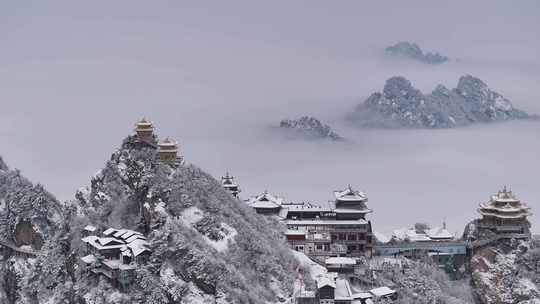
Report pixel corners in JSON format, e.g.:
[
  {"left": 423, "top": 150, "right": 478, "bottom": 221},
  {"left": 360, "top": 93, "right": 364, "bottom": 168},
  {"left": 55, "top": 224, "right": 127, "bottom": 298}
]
[
  {"left": 135, "top": 118, "right": 153, "bottom": 130},
  {"left": 247, "top": 191, "right": 284, "bottom": 209},
  {"left": 158, "top": 138, "right": 178, "bottom": 151},
  {"left": 333, "top": 185, "right": 372, "bottom": 214},
  {"left": 134, "top": 118, "right": 155, "bottom": 142},
  {"left": 221, "top": 172, "right": 241, "bottom": 197},
  {"left": 478, "top": 187, "right": 531, "bottom": 220},
  {"left": 334, "top": 185, "right": 368, "bottom": 202}
]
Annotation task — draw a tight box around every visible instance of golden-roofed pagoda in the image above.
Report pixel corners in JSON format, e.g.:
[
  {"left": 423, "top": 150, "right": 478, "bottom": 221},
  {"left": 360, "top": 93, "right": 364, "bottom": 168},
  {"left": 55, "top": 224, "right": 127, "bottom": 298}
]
[
  {"left": 134, "top": 118, "right": 155, "bottom": 142},
  {"left": 477, "top": 186, "right": 531, "bottom": 237},
  {"left": 158, "top": 138, "right": 181, "bottom": 164}
]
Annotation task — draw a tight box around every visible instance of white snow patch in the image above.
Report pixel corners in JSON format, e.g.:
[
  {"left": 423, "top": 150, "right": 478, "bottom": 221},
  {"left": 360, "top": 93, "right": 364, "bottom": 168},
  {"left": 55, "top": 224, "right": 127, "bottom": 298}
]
[
  {"left": 179, "top": 206, "right": 204, "bottom": 226},
  {"left": 203, "top": 223, "right": 237, "bottom": 252},
  {"left": 292, "top": 250, "right": 327, "bottom": 280},
  {"left": 373, "top": 231, "right": 390, "bottom": 243},
  {"left": 155, "top": 200, "right": 168, "bottom": 216}
]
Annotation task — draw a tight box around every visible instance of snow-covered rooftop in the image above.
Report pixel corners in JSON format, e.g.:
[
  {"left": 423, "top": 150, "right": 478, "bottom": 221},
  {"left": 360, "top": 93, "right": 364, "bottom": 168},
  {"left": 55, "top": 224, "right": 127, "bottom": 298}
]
[
  {"left": 287, "top": 219, "right": 368, "bottom": 226},
  {"left": 334, "top": 185, "right": 367, "bottom": 202},
  {"left": 370, "top": 286, "right": 396, "bottom": 297},
  {"left": 84, "top": 225, "right": 97, "bottom": 232},
  {"left": 333, "top": 208, "right": 371, "bottom": 214},
  {"left": 393, "top": 226, "right": 455, "bottom": 242},
  {"left": 352, "top": 292, "right": 373, "bottom": 300},
  {"left": 326, "top": 257, "right": 357, "bottom": 265},
  {"left": 102, "top": 259, "right": 137, "bottom": 270},
  {"left": 335, "top": 278, "right": 353, "bottom": 300},
  {"left": 285, "top": 202, "right": 332, "bottom": 212},
  {"left": 83, "top": 227, "right": 151, "bottom": 257},
  {"left": 316, "top": 275, "right": 336, "bottom": 289},
  {"left": 426, "top": 227, "right": 454, "bottom": 240},
  {"left": 103, "top": 228, "right": 116, "bottom": 236},
  {"left": 285, "top": 229, "right": 306, "bottom": 236},
  {"left": 247, "top": 191, "right": 284, "bottom": 209},
  {"left": 81, "top": 254, "right": 97, "bottom": 264}
]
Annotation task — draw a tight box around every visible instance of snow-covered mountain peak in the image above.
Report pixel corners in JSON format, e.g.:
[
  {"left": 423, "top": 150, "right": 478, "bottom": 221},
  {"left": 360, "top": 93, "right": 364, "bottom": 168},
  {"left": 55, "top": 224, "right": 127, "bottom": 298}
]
[{"left": 348, "top": 75, "right": 535, "bottom": 129}]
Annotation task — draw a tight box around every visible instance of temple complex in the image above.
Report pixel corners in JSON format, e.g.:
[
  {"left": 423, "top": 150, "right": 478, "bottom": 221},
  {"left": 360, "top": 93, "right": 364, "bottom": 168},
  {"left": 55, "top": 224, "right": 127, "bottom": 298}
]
[
  {"left": 276, "top": 185, "right": 374, "bottom": 261},
  {"left": 221, "top": 172, "right": 241, "bottom": 198},
  {"left": 134, "top": 118, "right": 155, "bottom": 143},
  {"left": 477, "top": 187, "right": 531, "bottom": 238}
]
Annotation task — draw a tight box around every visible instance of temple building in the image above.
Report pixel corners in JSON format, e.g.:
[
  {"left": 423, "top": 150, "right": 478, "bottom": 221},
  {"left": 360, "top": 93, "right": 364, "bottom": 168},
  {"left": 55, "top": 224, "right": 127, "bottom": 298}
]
[
  {"left": 221, "top": 172, "right": 241, "bottom": 198},
  {"left": 246, "top": 191, "right": 284, "bottom": 214},
  {"left": 333, "top": 186, "right": 372, "bottom": 220},
  {"left": 477, "top": 187, "right": 532, "bottom": 238},
  {"left": 282, "top": 185, "right": 374, "bottom": 261},
  {"left": 134, "top": 118, "right": 155, "bottom": 143},
  {"left": 244, "top": 186, "right": 375, "bottom": 260},
  {"left": 81, "top": 227, "right": 152, "bottom": 289},
  {"left": 158, "top": 138, "right": 183, "bottom": 165}
]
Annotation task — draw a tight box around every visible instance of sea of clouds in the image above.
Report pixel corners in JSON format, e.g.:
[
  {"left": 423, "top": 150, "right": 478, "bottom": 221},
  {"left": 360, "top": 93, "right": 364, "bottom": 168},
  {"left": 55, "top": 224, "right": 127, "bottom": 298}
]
[{"left": 1, "top": 0, "right": 539, "bottom": 236}]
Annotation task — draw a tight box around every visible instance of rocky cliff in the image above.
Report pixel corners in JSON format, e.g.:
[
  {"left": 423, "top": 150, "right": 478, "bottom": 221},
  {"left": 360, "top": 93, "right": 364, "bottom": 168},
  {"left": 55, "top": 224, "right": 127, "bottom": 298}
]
[
  {"left": 470, "top": 239, "right": 540, "bottom": 303},
  {"left": 0, "top": 157, "right": 69, "bottom": 304}
]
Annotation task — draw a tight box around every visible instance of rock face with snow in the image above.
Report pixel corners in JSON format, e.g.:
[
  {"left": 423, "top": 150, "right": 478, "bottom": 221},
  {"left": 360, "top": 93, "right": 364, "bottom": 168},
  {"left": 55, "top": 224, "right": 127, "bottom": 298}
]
[
  {"left": 385, "top": 41, "right": 449, "bottom": 64},
  {"left": 0, "top": 156, "right": 69, "bottom": 304},
  {"left": 0, "top": 158, "right": 64, "bottom": 250},
  {"left": 348, "top": 75, "right": 535, "bottom": 129},
  {"left": 70, "top": 134, "right": 299, "bottom": 303},
  {"left": 280, "top": 116, "right": 344, "bottom": 141},
  {"left": 470, "top": 239, "right": 540, "bottom": 303}
]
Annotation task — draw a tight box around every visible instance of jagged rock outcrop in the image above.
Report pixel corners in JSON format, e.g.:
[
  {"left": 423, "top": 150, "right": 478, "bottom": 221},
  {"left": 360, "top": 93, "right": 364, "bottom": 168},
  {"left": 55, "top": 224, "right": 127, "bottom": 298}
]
[
  {"left": 385, "top": 41, "right": 449, "bottom": 64},
  {"left": 0, "top": 156, "right": 72, "bottom": 304},
  {"left": 280, "top": 116, "right": 344, "bottom": 141},
  {"left": 348, "top": 75, "right": 535, "bottom": 129},
  {"left": 463, "top": 218, "right": 539, "bottom": 303},
  {"left": 470, "top": 239, "right": 540, "bottom": 303},
  {"left": 0, "top": 156, "right": 7, "bottom": 171},
  {"left": 0, "top": 158, "right": 64, "bottom": 250}
]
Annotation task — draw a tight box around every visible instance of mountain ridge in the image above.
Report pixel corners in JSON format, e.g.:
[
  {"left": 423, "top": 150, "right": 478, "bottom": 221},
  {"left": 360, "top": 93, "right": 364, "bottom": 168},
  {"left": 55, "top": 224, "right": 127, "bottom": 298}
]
[{"left": 348, "top": 75, "right": 536, "bottom": 129}]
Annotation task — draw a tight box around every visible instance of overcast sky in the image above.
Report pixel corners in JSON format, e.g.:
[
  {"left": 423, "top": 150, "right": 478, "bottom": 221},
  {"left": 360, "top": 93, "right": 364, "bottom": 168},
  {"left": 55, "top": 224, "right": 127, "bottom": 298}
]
[{"left": 1, "top": 1, "right": 539, "bottom": 236}]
